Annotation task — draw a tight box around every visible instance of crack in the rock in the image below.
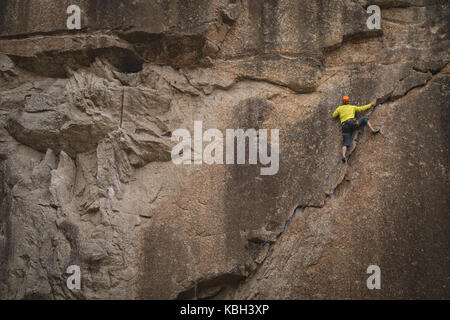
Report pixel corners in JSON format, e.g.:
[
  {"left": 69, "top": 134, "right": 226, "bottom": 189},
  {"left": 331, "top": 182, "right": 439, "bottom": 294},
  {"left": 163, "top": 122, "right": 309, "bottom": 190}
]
[{"left": 211, "top": 63, "right": 449, "bottom": 298}]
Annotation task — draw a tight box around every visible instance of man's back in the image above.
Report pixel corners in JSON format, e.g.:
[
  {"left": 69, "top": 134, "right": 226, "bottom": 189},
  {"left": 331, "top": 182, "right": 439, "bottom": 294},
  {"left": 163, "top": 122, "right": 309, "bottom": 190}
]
[{"left": 333, "top": 103, "right": 372, "bottom": 123}]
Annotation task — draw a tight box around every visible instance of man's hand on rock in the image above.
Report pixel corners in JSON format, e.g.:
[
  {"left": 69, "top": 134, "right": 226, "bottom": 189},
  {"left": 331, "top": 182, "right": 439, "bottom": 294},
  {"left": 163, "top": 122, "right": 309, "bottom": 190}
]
[{"left": 370, "top": 100, "right": 377, "bottom": 107}]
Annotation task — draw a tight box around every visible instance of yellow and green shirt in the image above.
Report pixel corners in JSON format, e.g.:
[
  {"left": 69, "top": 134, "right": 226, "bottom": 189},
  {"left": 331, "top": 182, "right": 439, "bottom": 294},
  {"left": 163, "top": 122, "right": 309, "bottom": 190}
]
[{"left": 332, "top": 104, "right": 373, "bottom": 123}]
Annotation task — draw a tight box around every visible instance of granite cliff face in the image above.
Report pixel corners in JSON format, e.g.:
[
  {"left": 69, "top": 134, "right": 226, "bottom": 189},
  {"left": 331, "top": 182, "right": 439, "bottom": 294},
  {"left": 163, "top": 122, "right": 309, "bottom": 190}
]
[{"left": 0, "top": 0, "right": 448, "bottom": 299}]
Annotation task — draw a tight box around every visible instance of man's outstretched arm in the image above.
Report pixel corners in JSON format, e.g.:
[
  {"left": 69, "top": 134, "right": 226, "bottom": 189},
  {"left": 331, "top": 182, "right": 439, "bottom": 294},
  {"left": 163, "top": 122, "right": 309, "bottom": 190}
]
[{"left": 355, "top": 100, "right": 377, "bottom": 112}]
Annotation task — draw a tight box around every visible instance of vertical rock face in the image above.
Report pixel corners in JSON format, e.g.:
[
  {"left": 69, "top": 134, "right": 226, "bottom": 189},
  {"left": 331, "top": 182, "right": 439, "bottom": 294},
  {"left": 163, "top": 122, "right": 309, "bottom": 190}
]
[{"left": 0, "top": 0, "right": 448, "bottom": 299}]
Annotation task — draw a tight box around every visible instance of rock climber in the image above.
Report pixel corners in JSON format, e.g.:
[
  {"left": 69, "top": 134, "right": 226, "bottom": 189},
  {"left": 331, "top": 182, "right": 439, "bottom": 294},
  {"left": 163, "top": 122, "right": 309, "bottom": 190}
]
[{"left": 333, "top": 96, "right": 380, "bottom": 163}]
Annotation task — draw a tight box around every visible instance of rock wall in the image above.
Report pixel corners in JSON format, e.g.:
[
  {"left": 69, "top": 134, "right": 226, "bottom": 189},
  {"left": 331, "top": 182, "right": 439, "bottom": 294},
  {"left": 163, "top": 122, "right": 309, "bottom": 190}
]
[{"left": 0, "top": 0, "right": 448, "bottom": 299}]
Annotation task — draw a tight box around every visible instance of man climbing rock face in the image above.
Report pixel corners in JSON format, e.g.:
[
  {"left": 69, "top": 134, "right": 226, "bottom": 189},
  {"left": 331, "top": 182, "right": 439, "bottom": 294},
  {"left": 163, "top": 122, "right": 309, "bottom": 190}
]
[{"left": 333, "top": 96, "right": 380, "bottom": 163}]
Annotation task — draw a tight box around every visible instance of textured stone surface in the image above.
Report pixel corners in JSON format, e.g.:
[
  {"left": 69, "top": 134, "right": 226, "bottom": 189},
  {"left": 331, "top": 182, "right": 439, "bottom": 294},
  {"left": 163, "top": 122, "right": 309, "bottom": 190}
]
[{"left": 0, "top": 0, "right": 448, "bottom": 299}]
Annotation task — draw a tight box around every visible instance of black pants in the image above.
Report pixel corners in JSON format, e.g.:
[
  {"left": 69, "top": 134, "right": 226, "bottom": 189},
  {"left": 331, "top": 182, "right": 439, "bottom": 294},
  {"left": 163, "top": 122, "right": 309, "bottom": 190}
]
[{"left": 341, "top": 118, "right": 368, "bottom": 147}]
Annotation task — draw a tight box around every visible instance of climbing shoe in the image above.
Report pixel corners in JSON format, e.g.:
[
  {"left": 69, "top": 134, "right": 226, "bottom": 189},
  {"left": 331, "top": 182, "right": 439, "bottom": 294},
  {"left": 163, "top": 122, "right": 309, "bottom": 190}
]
[
  {"left": 372, "top": 129, "right": 380, "bottom": 135},
  {"left": 342, "top": 157, "right": 346, "bottom": 163}
]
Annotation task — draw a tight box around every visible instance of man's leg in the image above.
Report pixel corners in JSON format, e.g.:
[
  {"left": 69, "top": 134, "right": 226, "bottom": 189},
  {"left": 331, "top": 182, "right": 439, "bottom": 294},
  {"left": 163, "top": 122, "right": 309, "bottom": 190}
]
[
  {"left": 367, "top": 120, "right": 380, "bottom": 134},
  {"left": 359, "top": 118, "right": 380, "bottom": 134},
  {"left": 341, "top": 132, "right": 353, "bottom": 162}
]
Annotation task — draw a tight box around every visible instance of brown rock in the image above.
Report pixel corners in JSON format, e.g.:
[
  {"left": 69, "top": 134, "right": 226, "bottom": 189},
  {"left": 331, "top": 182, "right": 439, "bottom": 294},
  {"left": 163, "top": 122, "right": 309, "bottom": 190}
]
[{"left": 0, "top": 0, "right": 448, "bottom": 300}]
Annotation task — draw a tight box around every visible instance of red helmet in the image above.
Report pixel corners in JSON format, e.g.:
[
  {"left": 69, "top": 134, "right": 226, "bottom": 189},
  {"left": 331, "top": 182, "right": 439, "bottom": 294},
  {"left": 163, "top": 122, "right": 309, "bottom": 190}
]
[{"left": 342, "top": 96, "right": 350, "bottom": 104}]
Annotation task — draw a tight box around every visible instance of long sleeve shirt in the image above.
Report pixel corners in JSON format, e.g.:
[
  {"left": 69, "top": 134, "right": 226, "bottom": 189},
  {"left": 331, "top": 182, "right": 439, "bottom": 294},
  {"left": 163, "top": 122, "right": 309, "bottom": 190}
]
[{"left": 332, "top": 104, "right": 373, "bottom": 123}]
